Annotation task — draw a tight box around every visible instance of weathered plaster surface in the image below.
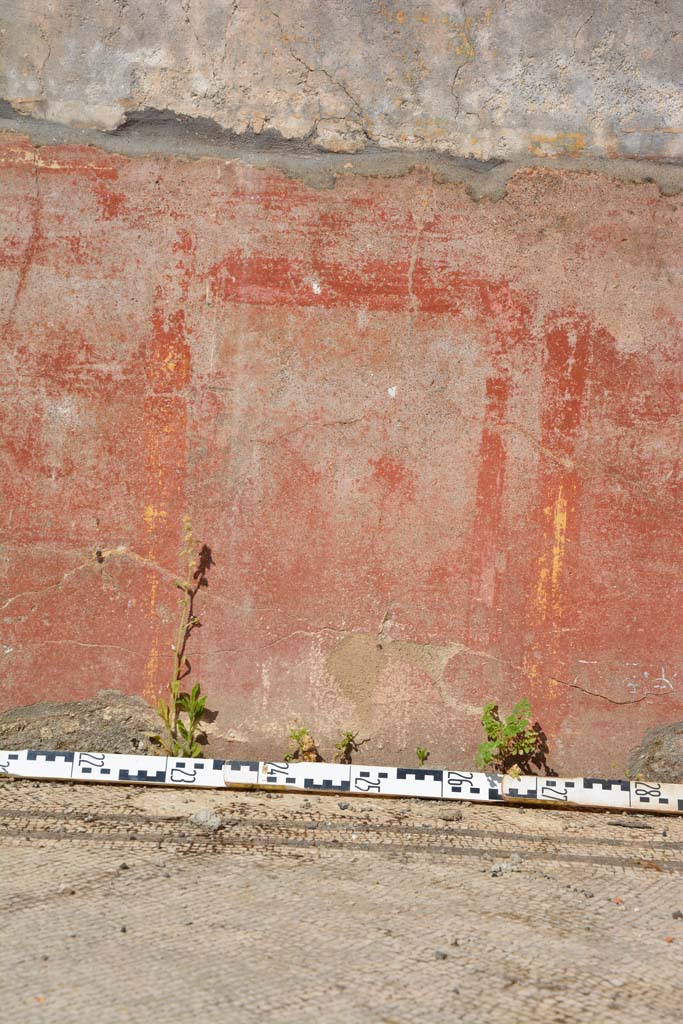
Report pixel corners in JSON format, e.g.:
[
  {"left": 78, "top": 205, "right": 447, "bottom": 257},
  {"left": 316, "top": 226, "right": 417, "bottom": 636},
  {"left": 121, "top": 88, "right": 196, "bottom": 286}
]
[
  {"left": 1, "top": 0, "right": 681, "bottom": 160},
  {"left": 1, "top": 135, "right": 681, "bottom": 772}
]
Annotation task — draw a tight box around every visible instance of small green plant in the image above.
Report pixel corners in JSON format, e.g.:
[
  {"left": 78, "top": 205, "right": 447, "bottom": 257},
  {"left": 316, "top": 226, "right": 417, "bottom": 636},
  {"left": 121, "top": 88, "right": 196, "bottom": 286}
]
[
  {"left": 475, "top": 698, "right": 542, "bottom": 775},
  {"left": 416, "top": 746, "right": 429, "bottom": 767},
  {"left": 284, "top": 726, "right": 321, "bottom": 763},
  {"left": 153, "top": 517, "right": 213, "bottom": 757},
  {"left": 335, "top": 730, "right": 361, "bottom": 764}
]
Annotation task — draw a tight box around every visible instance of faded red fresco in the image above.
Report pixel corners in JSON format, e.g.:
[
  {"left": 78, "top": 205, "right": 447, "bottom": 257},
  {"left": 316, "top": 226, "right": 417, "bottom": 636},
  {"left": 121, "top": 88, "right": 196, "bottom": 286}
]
[{"left": 1, "top": 135, "right": 682, "bottom": 773}]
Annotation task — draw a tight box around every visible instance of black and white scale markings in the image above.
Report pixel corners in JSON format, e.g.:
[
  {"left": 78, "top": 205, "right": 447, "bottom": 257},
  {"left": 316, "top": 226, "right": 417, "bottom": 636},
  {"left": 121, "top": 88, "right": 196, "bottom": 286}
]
[
  {"left": 1, "top": 749, "right": 682, "bottom": 815},
  {"left": 0, "top": 750, "right": 225, "bottom": 788}
]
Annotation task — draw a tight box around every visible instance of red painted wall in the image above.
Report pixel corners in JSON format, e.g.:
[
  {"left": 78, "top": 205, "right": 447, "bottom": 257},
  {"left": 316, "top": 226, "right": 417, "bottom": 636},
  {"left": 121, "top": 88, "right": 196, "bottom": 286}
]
[{"left": 1, "top": 135, "right": 682, "bottom": 773}]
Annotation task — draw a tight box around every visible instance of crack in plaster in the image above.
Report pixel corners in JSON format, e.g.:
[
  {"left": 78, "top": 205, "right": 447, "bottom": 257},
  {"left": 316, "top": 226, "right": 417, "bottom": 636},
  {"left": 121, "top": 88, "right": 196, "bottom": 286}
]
[
  {"left": 206, "top": 625, "right": 349, "bottom": 656},
  {"left": 207, "top": 625, "right": 651, "bottom": 709},
  {"left": 450, "top": 51, "right": 474, "bottom": 114},
  {"left": 35, "top": 24, "right": 52, "bottom": 101},
  {"left": 1, "top": 547, "right": 177, "bottom": 613},
  {"left": 497, "top": 421, "right": 575, "bottom": 470},
  {"left": 18, "top": 639, "right": 141, "bottom": 657},
  {"left": 250, "top": 413, "right": 370, "bottom": 447},
  {"left": 265, "top": 3, "right": 371, "bottom": 148},
  {"left": 449, "top": 0, "right": 477, "bottom": 116},
  {"left": 572, "top": 13, "right": 594, "bottom": 57},
  {"left": 448, "top": 642, "right": 651, "bottom": 707},
  {"left": 491, "top": 421, "right": 677, "bottom": 513},
  {"left": 407, "top": 183, "right": 435, "bottom": 318},
  {"left": 208, "top": 0, "right": 238, "bottom": 105},
  {"left": 2, "top": 150, "right": 41, "bottom": 337}
]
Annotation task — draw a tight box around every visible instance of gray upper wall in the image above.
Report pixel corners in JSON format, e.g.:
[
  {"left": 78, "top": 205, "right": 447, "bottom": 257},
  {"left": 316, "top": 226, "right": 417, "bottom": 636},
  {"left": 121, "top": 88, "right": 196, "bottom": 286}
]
[{"left": 1, "top": 0, "right": 681, "bottom": 160}]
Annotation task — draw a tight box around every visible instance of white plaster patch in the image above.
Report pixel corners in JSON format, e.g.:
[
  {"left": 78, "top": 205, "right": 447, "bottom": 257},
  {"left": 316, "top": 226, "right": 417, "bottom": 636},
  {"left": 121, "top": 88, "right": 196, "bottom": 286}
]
[{"left": 387, "top": 386, "right": 397, "bottom": 398}]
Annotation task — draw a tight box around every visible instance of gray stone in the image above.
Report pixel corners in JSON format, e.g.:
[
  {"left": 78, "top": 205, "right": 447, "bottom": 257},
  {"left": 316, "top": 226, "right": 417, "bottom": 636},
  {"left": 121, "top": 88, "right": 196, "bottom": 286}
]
[
  {"left": 491, "top": 854, "right": 522, "bottom": 877},
  {"left": 189, "top": 807, "right": 223, "bottom": 832},
  {"left": 0, "top": 689, "right": 159, "bottom": 755},
  {"left": 438, "top": 809, "right": 463, "bottom": 822},
  {"left": 0, "top": 1, "right": 680, "bottom": 161},
  {"left": 627, "top": 722, "right": 683, "bottom": 784}
]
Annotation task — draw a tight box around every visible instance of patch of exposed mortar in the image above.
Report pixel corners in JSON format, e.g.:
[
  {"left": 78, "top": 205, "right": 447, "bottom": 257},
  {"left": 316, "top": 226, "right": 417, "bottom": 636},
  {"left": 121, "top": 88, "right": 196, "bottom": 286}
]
[
  {"left": 326, "top": 631, "right": 464, "bottom": 720},
  {"left": 1, "top": 104, "right": 682, "bottom": 199}
]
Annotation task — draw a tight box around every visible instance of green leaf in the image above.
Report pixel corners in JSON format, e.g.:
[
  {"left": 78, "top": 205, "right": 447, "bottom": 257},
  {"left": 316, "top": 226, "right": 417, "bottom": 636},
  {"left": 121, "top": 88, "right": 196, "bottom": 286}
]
[
  {"left": 475, "top": 740, "right": 497, "bottom": 769},
  {"left": 156, "top": 698, "right": 170, "bottom": 724}
]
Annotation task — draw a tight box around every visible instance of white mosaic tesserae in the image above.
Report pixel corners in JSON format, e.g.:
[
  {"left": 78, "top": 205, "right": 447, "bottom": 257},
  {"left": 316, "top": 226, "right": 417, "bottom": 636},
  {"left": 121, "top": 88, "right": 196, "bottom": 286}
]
[{"left": 1, "top": 749, "right": 682, "bottom": 815}]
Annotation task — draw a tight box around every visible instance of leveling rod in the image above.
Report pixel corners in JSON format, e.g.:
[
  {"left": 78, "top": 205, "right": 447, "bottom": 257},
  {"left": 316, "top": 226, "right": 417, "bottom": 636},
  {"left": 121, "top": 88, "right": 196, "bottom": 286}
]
[{"left": 2, "top": 748, "right": 681, "bottom": 815}]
